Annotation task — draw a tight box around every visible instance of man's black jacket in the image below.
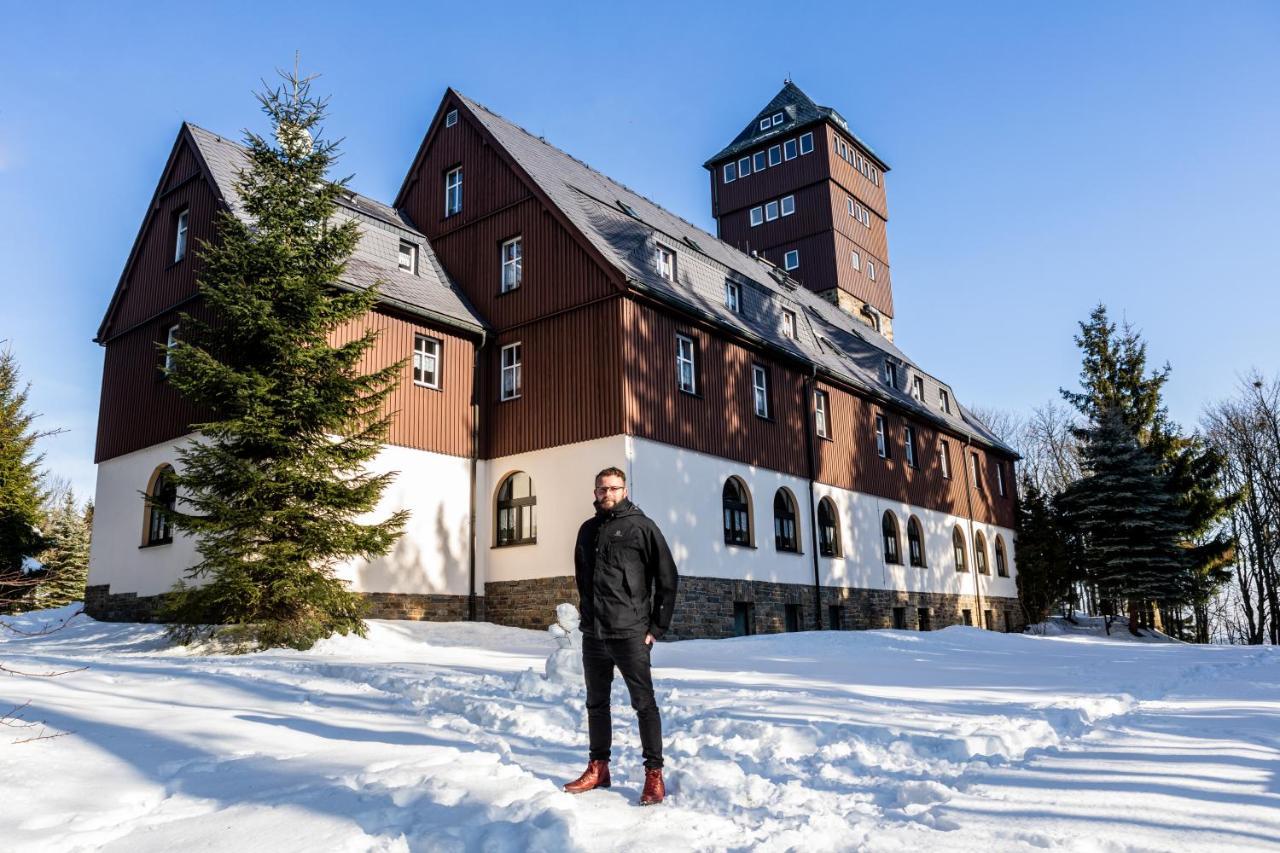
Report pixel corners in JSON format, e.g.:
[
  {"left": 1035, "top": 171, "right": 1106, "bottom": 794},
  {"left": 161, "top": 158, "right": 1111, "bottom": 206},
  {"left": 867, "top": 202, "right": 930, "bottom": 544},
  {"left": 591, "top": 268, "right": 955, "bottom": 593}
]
[{"left": 573, "top": 498, "right": 678, "bottom": 640}]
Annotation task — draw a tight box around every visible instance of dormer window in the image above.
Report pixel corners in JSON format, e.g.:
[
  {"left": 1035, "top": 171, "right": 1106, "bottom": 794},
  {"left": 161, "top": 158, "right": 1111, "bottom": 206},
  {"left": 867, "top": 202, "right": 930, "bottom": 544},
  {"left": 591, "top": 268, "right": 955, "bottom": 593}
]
[
  {"left": 759, "top": 117, "right": 771, "bottom": 131},
  {"left": 939, "top": 388, "right": 952, "bottom": 414},
  {"left": 655, "top": 245, "right": 675, "bottom": 282},
  {"left": 445, "top": 109, "right": 458, "bottom": 128},
  {"left": 398, "top": 240, "right": 418, "bottom": 273},
  {"left": 174, "top": 209, "right": 189, "bottom": 262},
  {"left": 782, "top": 309, "right": 796, "bottom": 339},
  {"left": 912, "top": 376, "right": 925, "bottom": 401},
  {"left": 725, "top": 280, "right": 741, "bottom": 313},
  {"left": 884, "top": 361, "right": 898, "bottom": 387},
  {"left": 772, "top": 111, "right": 784, "bottom": 126}
]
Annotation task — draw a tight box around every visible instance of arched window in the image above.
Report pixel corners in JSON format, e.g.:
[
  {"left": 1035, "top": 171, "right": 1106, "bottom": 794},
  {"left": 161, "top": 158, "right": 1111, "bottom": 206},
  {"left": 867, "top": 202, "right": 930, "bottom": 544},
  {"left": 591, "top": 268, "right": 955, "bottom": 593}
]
[
  {"left": 817, "top": 497, "right": 841, "bottom": 557},
  {"left": 953, "top": 527, "right": 968, "bottom": 572},
  {"left": 882, "top": 511, "right": 901, "bottom": 564},
  {"left": 995, "top": 535, "right": 1009, "bottom": 577},
  {"left": 975, "top": 532, "right": 990, "bottom": 575},
  {"left": 496, "top": 472, "right": 537, "bottom": 546},
  {"left": 907, "top": 516, "right": 925, "bottom": 568},
  {"left": 773, "top": 489, "right": 799, "bottom": 553},
  {"left": 723, "top": 477, "right": 752, "bottom": 546},
  {"left": 145, "top": 464, "right": 176, "bottom": 546}
]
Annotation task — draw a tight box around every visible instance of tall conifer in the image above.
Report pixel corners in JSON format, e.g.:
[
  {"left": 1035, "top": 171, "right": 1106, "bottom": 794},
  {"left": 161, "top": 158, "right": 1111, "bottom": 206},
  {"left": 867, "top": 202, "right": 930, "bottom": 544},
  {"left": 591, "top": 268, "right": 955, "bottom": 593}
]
[
  {"left": 34, "top": 491, "right": 90, "bottom": 609},
  {"left": 0, "top": 346, "right": 49, "bottom": 614}
]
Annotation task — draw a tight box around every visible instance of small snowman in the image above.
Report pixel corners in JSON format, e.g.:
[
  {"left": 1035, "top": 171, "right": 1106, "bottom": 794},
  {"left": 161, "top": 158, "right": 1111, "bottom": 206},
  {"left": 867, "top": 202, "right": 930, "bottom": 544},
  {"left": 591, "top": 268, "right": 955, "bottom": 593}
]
[{"left": 545, "top": 602, "right": 584, "bottom": 684}]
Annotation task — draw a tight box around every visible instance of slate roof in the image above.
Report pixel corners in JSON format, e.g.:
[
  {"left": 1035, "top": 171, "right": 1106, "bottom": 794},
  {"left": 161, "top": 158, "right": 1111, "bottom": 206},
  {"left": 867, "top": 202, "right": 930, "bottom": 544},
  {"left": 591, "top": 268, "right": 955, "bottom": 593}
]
[
  {"left": 454, "top": 93, "right": 1010, "bottom": 455},
  {"left": 185, "top": 124, "right": 485, "bottom": 334},
  {"left": 704, "top": 81, "right": 889, "bottom": 171}
]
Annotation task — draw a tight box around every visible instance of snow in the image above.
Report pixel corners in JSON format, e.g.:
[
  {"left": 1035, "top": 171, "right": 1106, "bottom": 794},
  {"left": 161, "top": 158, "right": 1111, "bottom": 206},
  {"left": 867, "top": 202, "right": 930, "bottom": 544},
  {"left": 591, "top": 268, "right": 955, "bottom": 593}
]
[{"left": 2, "top": 605, "right": 1279, "bottom": 852}]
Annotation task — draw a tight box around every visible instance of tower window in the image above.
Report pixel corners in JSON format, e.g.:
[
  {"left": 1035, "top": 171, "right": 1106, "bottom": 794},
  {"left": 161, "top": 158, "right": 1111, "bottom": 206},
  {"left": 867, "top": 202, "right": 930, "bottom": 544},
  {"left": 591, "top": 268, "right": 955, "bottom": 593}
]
[
  {"left": 753, "top": 151, "right": 767, "bottom": 172},
  {"left": 780, "top": 195, "right": 795, "bottom": 216},
  {"left": 500, "top": 236, "right": 523, "bottom": 292},
  {"left": 759, "top": 118, "right": 771, "bottom": 131},
  {"left": 750, "top": 206, "right": 763, "bottom": 227},
  {"left": 784, "top": 138, "right": 797, "bottom": 160},
  {"left": 768, "top": 144, "right": 781, "bottom": 166},
  {"left": 799, "top": 132, "right": 814, "bottom": 154},
  {"left": 765, "top": 200, "right": 779, "bottom": 221},
  {"left": 163, "top": 324, "right": 179, "bottom": 373},
  {"left": 772, "top": 111, "right": 784, "bottom": 126},
  {"left": 738, "top": 156, "right": 751, "bottom": 177},
  {"left": 783, "top": 250, "right": 799, "bottom": 270},
  {"left": 444, "top": 167, "right": 463, "bottom": 217},
  {"left": 723, "top": 162, "right": 736, "bottom": 183},
  {"left": 174, "top": 208, "right": 189, "bottom": 263}
]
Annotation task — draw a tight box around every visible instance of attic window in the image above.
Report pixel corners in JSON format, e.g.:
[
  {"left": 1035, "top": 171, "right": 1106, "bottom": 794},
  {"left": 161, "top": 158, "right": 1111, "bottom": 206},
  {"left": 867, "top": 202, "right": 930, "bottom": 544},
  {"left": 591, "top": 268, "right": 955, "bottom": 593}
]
[
  {"left": 782, "top": 309, "right": 796, "bottom": 339},
  {"left": 884, "top": 360, "right": 898, "bottom": 388},
  {"left": 445, "top": 109, "right": 458, "bottom": 128},
  {"left": 759, "top": 118, "right": 771, "bottom": 131},
  {"left": 399, "top": 241, "right": 418, "bottom": 274},
  {"left": 174, "top": 208, "right": 189, "bottom": 263},
  {"left": 772, "top": 112, "right": 784, "bottom": 126},
  {"left": 617, "top": 199, "right": 640, "bottom": 218},
  {"left": 655, "top": 245, "right": 676, "bottom": 282}
]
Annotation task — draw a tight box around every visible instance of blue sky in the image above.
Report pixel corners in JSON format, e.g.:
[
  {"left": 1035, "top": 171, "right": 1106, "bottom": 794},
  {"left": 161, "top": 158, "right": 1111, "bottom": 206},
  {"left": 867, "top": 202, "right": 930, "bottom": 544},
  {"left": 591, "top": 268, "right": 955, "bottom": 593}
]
[{"left": 2, "top": 1, "right": 1277, "bottom": 501}]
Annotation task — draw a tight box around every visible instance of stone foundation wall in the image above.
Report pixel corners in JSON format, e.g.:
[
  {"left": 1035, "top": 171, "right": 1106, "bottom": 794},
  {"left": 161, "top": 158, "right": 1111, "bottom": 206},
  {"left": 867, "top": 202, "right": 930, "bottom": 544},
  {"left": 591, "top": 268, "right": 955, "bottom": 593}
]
[
  {"left": 483, "top": 576, "right": 580, "bottom": 630},
  {"left": 84, "top": 584, "right": 169, "bottom": 623}
]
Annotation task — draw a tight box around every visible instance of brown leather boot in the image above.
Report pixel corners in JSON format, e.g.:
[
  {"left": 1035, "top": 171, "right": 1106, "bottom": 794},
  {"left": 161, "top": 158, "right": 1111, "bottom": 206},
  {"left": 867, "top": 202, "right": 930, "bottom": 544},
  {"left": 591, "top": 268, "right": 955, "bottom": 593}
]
[
  {"left": 563, "top": 760, "right": 611, "bottom": 793},
  {"left": 638, "top": 767, "right": 665, "bottom": 806}
]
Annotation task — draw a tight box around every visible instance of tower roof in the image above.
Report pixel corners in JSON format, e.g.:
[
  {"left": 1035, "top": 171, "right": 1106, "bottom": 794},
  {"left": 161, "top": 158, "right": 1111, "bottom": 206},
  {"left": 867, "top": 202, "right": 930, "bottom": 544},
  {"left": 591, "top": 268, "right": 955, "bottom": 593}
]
[{"left": 704, "top": 80, "right": 889, "bottom": 171}]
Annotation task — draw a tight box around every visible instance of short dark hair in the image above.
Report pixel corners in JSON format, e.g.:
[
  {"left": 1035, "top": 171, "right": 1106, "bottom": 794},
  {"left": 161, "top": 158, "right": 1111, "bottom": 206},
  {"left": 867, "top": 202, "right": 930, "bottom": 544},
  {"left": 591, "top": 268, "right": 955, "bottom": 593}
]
[{"left": 595, "top": 466, "right": 626, "bottom": 484}]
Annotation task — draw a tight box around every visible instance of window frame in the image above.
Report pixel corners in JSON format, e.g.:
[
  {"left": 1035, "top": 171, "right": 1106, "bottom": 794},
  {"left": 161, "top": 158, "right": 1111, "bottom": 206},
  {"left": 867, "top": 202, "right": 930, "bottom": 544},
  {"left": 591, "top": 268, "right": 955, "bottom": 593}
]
[
  {"left": 722, "top": 477, "right": 753, "bottom": 547},
  {"left": 398, "top": 240, "right": 419, "bottom": 274},
  {"left": 907, "top": 516, "right": 926, "bottom": 568},
  {"left": 655, "top": 244, "right": 676, "bottom": 281},
  {"left": 412, "top": 333, "right": 442, "bottom": 389},
  {"left": 997, "top": 462, "right": 1007, "bottom": 497},
  {"left": 850, "top": 249, "right": 860, "bottom": 271},
  {"left": 174, "top": 208, "right": 189, "bottom": 263},
  {"left": 875, "top": 413, "right": 888, "bottom": 458},
  {"left": 780, "top": 195, "right": 795, "bottom": 216},
  {"left": 725, "top": 280, "right": 741, "bottom": 313},
  {"left": 781, "top": 308, "right": 796, "bottom": 339},
  {"left": 884, "top": 360, "right": 898, "bottom": 388},
  {"left": 723, "top": 162, "right": 737, "bottom": 183},
  {"left": 970, "top": 452, "right": 983, "bottom": 491},
  {"left": 445, "top": 108, "right": 458, "bottom": 127},
  {"left": 773, "top": 489, "right": 799, "bottom": 553},
  {"left": 444, "top": 166, "right": 463, "bottom": 217},
  {"left": 940, "top": 440, "right": 952, "bottom": 479},
  {"left": 753, "top": 151, "right": 767, "bottom": 172},
  {"left": 163, "top": 323, "right": 179, "bottom": 374},
  {"left": 975, "top": 532, "right": 990, "bottom": 575},
  {"left": 912, "top": 376, "right": 925, "bottom": 401},
  {"left": 676, "top": 333, "right": 698, "bottom": 395},
  {"left": 500, "top": 235, "right": 523, "bottom": 293},
  {"left": 817, "top": 497, "right": 841, "bottom": 557},
  {"left": 752, "top": 363, "right": 771, "bottom": 419},
  {"left": 144, "top": 465, "right": 177, "bottom": 547},
  {"left": 772, "top": 111, "right": 784, "bottom": 126},
  {"left": 868, "top": 260, "right": 876, "bottom": 281},
  {"left": 904, "top": 424, "right": 918, "bottom": 469},
  {"left": 768, "top": 144, "right": 782, "bottom": 166},
  {"left": 814, "top": 389, "right": 830, "bottom": 439},
  {"left": 738, "top": 156, "right": 751, "bottom": 177},
  {"left": 764, "top": 200, "right": 779, "bottom": 221},
  {"left": 939, "top": 388, "right": 951, "bottom": 413},
  {"left": 783, "top": 138, "right": 797, "bottom": 160},
  {"left": 499, "top": 342, "right": 522, "bottom": 401},
  {"left": 759, "top": 117, "right": 772, "bottom": 131},
  {"left": 799, "top": 132, "right": 814, "bottom": 154},
  {"left": 995, "top": 535, "right": 1009, "bottom": 577},
  {"left": 749, "top": 206, "right": 764, "bottom": 227},
  {"left": 783, "top": 249, "right": 799, "bottom": 271},
  {"left": 882, "top": 511, "right": 902, "bottom": 564},
  {"left": 953, "top": 527, "right": 968, "bottom": 572},
  {"left": 495, "top": 471, "right": 537, "bottom": 547}
]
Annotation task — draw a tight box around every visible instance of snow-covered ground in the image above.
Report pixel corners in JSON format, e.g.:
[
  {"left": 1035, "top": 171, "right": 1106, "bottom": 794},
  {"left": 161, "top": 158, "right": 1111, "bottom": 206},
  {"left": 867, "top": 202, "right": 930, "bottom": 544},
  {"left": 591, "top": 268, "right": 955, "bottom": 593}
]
[{"left": 2, "top": 607, "right": 1278, "bottom": 852}]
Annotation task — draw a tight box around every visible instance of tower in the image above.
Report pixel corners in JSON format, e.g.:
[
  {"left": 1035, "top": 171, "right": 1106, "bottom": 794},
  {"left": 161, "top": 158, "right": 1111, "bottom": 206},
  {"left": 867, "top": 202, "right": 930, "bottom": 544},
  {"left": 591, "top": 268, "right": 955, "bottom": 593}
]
[{"left": 706, "top": 81, "right": 895, "bottom": 339}]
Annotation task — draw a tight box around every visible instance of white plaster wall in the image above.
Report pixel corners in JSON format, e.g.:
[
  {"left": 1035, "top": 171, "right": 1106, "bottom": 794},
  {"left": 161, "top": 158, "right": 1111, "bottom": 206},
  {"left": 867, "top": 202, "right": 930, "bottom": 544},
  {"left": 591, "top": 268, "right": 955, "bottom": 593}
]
[
  {"left": 477, "top": 435, "right": 629, "bottom": 584},
  {"left": 89, "top": 435, "right": 475, "bottom": 598}
]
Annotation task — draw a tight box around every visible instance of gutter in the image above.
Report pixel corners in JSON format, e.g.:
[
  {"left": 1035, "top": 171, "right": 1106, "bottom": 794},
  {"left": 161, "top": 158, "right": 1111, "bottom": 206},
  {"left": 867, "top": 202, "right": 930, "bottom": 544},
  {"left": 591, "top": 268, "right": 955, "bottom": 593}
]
[
  {"left": 962, "top": 434, "right": 986, "bottom": 627},
  {"left": 468, "top": 328, "right": 487, "bottom": 621},
  {"left": 803, "top": 363, "right": 824, "bottom": 630}
]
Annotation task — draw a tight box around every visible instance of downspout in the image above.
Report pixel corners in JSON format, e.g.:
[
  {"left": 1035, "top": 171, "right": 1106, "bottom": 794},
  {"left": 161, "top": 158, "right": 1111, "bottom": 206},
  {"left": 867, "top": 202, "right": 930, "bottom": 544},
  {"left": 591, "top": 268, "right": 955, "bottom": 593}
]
[
  {"left": 961, "top": 434, "right": 986, "bottom": 627},
  {"left": 467, "top": 329, "right": 487, "bottom": 622},
  {"left": 803, "top": 363, "right": 823, "bottom": 630}
]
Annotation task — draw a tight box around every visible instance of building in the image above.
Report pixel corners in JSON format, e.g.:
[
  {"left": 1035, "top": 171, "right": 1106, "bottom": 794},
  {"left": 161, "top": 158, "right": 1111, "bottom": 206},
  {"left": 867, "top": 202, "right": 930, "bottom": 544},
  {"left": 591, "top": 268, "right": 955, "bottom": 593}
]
[{"left": 85, "top": 82, "right": 1022, "bottom": 637}]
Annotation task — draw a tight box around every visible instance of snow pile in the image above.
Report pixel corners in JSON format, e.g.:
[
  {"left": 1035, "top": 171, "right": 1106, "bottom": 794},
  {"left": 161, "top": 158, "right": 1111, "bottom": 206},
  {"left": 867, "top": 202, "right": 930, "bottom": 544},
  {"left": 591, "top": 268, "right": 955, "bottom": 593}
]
[{"left": 2, "top": 609, "right": 1278, "bottom": 851}]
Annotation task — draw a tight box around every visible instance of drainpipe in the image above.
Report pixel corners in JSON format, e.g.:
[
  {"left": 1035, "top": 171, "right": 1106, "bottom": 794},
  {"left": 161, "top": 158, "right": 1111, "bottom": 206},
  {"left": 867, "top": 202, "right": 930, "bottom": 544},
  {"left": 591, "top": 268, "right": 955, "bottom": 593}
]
[
  {"left": 803, "top": 364, "right": 823, "bottom": 630},
  {"left": 467, "top": 329, "right": 487, "bottom": 622},
  {"left": 961, "top": 434, "right": 986, "bottom": 627}
]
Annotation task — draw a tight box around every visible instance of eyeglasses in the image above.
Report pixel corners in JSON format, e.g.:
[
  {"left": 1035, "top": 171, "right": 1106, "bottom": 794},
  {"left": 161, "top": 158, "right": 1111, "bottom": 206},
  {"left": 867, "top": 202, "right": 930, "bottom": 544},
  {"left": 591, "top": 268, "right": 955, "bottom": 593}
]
[{"left": 594, "top": 486, "right": 625, "bottom": 494}]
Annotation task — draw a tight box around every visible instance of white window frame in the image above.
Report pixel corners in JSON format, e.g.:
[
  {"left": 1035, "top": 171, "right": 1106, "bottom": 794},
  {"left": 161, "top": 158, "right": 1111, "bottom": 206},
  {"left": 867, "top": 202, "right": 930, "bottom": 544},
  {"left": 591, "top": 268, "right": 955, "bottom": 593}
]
[
  {"left": 940, "top": 441, "right": 952, "bottom": 479},
  {"left": 905, "top": 425, "right": 918, "bottom": 469},
  {"left": 939, "top": 388, "right": 951, "bottom": 413},
  {"left": 783, "top": 138, "right": 797, "bottom": 160},
  {"left": 676, "top": 333, "right": 696, "bottom": 394},
  {"left": 752, "top": 364, "right": 770, "bottom": 418},
  {"left": 725, "top": 280, "right": 741, "bottom": 313},
  {"left": 750, "top": 206, "right": 763, "bottom": 227},
  {"left": 174, "top": 209, "right": 189, "bottom": 263},
  {"left": 875, "top": 414, "right": 888, "bottom": 458},
  {"left": 782, "top": 309, "right": 796, "bottom": 339},
  {"left": 850, "top": 250, "right": 860, "bottom": 271},
  {"left": 444, "top": 167, "right": 463, "bottom": 217},
  {"left": 814, "top": 390, "right": 829, "bottom": 438},
  {"left": 780, "top": 195, "right": 795, "bottom": 216},
  {"left": 655, "top": 245, "right": 676, "bottom": 281},
  {"left": 399, "top": 240, "right": 418, "bottom": 274},
  {"left": 445, "top": 109, "right": 458, "bottom": 127},
  {"left": 783, "top": 250, "right": 799, "bottom": 270},
  {"left": 799, "top": 132, "right": 813, "bottom": 154},
  {"left": 759, "top": 117, "right": 772, "bottom": 131},
  {"left": 501, "top": 236, "right": 523, "bottom": 293},
  {"left": 772, "top": 111, "right": 784, "bottom": 126},
  {"left": 723, "top": 162, "right": 736, "bottom": 183},
  {"left": 997, "top": 463, "right": 1007, "bottom": 497},
  {"left": 884, "top": 360, "right": 898, "bottom": 387},
  {"left": 413, "top": 334, "right": 441, "bottom": 389},
  {"left": 970, "top": 452, "right": 982, "bottom": 490},
  {"left": 913, "top": 376, "right": 925, "bottom": 401},
  {"left": 765, "top": 200, "right": 779, "bottom": 221},
  {"left": 164, "top": 323, "right": 179, "bottom": 372},
  {"left": 753, "top": 151, "right": 767, "bottom": 172},
  {"left": 500, "top": 342, "right": 522, "bottom": 401},
  {"left": 768, "top": 144, "right": 781, "bottom": 166},
  {"left": 868, "top": 260, "right": 876, "bottom": 281},
  {"left": 738, "top": 156, "right": 751, "bottom": 177}
]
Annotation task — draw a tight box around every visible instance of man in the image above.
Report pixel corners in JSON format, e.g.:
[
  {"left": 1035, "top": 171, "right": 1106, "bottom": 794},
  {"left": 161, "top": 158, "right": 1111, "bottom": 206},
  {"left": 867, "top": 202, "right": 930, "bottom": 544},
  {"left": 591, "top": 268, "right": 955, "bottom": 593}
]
[{"left": 563, "top": 466, "right": 678, "bottom": 806}]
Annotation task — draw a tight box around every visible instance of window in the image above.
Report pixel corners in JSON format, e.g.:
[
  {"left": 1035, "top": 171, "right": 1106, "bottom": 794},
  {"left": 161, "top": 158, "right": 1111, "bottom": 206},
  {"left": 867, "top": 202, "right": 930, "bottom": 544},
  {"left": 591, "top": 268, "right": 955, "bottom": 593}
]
[
  {"left": 997, "top": 462, "right": 1007, "bottom": 497},
  {"left": 725, "top": 280, "right": 741, "bottom": 313},
  {"left": 850, "top": 250, "right": 860, "bottom": 271},
  {"left": 975, "top": 532, "right": 990, "bottom": 575},
  {"left": 655, "top": 245, "right": 676, "bottom": 281},
  {"left": 723, "top": 477, "right": 752, "bottom": 546},
  {"left": 765, "top": 200, "right": 779, "bottom": 221},
  {"left": 413, "top": 334, "right": 441, "bottom": 388},
  {"left": 970, "top": 452, "right": 983, "bottom": 491},
  {"left": 445, "top": 109, "right": 458, "bottom": 127},
  {"left": 500, "top": 236, "right": 523, "bottom": 292},
  {"left": 884, "top": 361, "right": 898, "bottom": 387},
  {"left": 784, "top": 603, "right": 801, "bottom": 632},
  {"left": 874, "top": 414, "right": 888, "bottom": 458},
  {"left": 904, "top": 425, "right": 918, "bottom": 469},
  {"left": 953, "top": 527, "right": 968, "bottom": 572},
  {"left": 962, "top": 609, "right": 974, "bottom": 626},
  {"left": 723, "top": 162, "right": 737, "bottom": 183},
  {"left": 868, "top": 261, "right": 876, "bottom": 281},
  {"left": 768, "top": 145, "right": 781, "bottom": 167},
  {"left": 173, "top": 209, "right": 190, "bottom": 264},
  {"left": 917, "top": 608, "right": 932, "bottom": 631},
  {"left": 774, "top": 489, "right": 799, "bottom": 553},
  {"left": 444, "top": 167, "right": 462, "bottom": 216},
  {"left": 753, "top": 151, "right": 767, "bottom": 172},
  {"left": 750, "top": 206, "right": 764, "bottom": 227},
  {"left": 814, "top": 390, "right": 830, "bottom": 438},
  {"left": 163, "top": 324, "right": 179, "bottom": 373},
  {"left": 907, "top": 516, "right": 925, "bottom": 567},
  {"left": 799, "top": 132, "right": 814, "bottom": 154},
  {"left": 939, "top": 388, "right": 951, "bottom": 414},
  {"left": 738, "top": 156, "right": 751, "bottom": 177},
  {"left": 759, "top": 118, "right": 771, "bottom": 131},
  {"left": 817, "top": 497, "right": 841, "bottom": 557},
  {"left": 782, "top": 309, "right": 796, "bottom": 339},
  {"left": 772, "top": 111, "right": 784, "bottom": 126},
  {"left": 145, "top": 465, "right": 176, "bottom": 546},
  {"left": 734, "top": 602, "right": 755, "bottom": 636},
  {"left": 828, "top": 605, "right": 843, "bottom": 630},
  {"left": 500, "top": 342, "right": 521, "bottom": 400},
  {"left": 892, "top": 607, "right": 906, "bottom": 630},
  {"left": 676, "top": 334, "right": 697, "bottom": 394},
  {"left": 398, "top": 240, "right": 418, "bottom": 273},
  {"left": 780, "top": 195, "right": 795, "bottom": 216},
  {"left": 940, "top": 440, "right": 952, "bottom": 479},
  {"left": 495, "top": 471, "right": 536, "bottom": 546},
  {"left": 752, "top": 364, "right": 771, "bottom": 418},
  {"left": 783, "top": 138, "right": 797, "bottom": 160},
  {"left": 984, "top": 610, "right": 994, "bottom": 630},
  {"left": 882, "top": 511, "right": 901, "bottom": 564},
  {"left": 783, "top": 250, "right": 799, "bottom": 270},
  {"left": 912, "top": 376, "right": 925, "bottom": 401},
  {"left": 995, "top": 536, "right": 1009, "bottom": 577}
]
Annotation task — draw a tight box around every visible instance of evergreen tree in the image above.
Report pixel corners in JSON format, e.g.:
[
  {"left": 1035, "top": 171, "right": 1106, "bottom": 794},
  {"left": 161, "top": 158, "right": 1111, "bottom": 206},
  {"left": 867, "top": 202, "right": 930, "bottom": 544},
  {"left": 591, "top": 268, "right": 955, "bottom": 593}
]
[
  {"left": 1014, "top": 477, "right": 1073, "bottom": 625},
  {"left": 160, "top": 69, "right": 406, "bottom": 651},
  {"left": 0, "top": 346, "right": 49, "bottom": 614},
  {"left": 34, "top": 491, "right": 90, "bottom": 609},
  {"left": 1061, "top": 408, "right": 1185, "bottom": 633}
]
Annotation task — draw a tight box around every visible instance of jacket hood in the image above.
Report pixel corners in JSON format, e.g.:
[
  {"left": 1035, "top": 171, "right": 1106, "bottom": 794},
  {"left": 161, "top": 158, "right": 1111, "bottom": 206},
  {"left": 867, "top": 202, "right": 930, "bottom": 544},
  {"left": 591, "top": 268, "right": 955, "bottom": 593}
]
[{"left": 594, "top": 497, "right": 644, "bottom": 519}]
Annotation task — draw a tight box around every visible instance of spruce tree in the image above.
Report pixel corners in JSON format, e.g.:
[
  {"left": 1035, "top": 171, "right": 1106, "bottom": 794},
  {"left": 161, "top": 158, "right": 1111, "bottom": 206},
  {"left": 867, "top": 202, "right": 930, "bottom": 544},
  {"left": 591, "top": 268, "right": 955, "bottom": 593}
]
[
  {"left": 1014, "top": 477, "right": 1073, "bottom": 625},
  {"left": 34, "top": 491, "right": 90, "bottom": 609},
  {"left": 0, "top": 346, "right": 49, "bottom": 614},
  {"left": 160, "top": 69, "right": 406, "bottom": 651}
]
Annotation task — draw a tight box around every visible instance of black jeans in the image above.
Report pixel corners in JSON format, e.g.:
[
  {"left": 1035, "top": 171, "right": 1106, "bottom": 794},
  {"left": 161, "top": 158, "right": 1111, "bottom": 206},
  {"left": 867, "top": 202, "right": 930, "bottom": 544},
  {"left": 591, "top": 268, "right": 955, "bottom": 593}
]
[{"left": 582, "top": 632, "right": 663, "bottom": 769}]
